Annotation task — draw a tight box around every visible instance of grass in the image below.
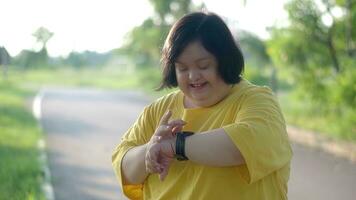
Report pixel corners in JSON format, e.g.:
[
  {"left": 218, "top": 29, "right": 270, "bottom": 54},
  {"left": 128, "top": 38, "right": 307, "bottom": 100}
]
[
  {"left": 278, "top": 91, "right": 356, "bottom": 141},
  {"left": 0, "top": 82, "right": 45, "bottom": 200},
  {"left": 7, "top": 65, "right": 174, "bottom": 98}
]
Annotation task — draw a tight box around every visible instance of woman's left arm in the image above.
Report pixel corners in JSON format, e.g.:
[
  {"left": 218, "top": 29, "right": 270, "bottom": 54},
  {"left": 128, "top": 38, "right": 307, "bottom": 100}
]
[{"left": 184, "top": 128, "right": 245, "bottom": 167}]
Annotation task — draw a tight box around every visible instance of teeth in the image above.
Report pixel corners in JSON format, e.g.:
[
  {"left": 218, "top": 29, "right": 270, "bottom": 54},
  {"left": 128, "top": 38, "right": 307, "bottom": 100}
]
[{"left": 191, "top": 83, "right": 204, "bottom": 87}]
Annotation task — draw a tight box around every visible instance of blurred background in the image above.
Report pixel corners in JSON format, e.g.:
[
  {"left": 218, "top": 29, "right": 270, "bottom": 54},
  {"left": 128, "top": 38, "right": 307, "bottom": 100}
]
[{"left": 0, "top": 0, "right": 355, "bottom": 199}]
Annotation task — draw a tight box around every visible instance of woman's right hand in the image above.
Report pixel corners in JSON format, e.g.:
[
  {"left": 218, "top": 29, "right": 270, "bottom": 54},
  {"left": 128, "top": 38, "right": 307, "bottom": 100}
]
[{"left": 145, "top": 110, "right": 185, "bottom": 180}]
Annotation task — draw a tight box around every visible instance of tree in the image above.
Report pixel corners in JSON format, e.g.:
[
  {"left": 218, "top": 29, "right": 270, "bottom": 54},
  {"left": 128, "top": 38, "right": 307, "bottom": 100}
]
[
  {"left": 149, "top": 0, "right": 192, "bottom": 25},
  {"left": 121, "top": 0, "right": 204, "bottom": 67},
  {"left": 13, "top": 49, "right": 45, "bottom": 69},
  {"left": 27, "top": 26, "right": 54, "bottom": 67},
  {"left": 239, "top": 31, "right": 272, "bottom": 68},
  {"left": 267, "top": 0, "right": 356, "bottom": 138},
  {"left": 268, "top": 0, "right": 355, "bottom": 97},
  {"left": 0, "top": 46, "right": 11, "bottom": 80},
  {"left": 238, "top": 31, "right": 278, "bottom": 90},
  {"left": 32, "top": 27, "right": 54, "bottom": 51}
]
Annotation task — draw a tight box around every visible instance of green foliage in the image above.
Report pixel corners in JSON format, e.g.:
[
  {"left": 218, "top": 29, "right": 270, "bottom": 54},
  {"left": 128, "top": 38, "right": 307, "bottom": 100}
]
[
  {"left": 10, "top": 27, "right": 54, "bottom": 70},
  {"left": 238, "top": 31, "right": 286, "bottom": 91},
  {"left": 149, "top": 0, "right": 192, "bottom": 24},
  {"left": 64, "top": 51, "right": 111, "bottom": 68},
  {"left": 120, "top": 0, "right": 204, "bottom": 67},
  {"left": 243, "top": 65, "right": 270, "bottom": 86},
  {"left": 32, "top": 27, "right": 54, "bottom": 50},
  {"left": 0, "top": 83, "right": 45, "bottom": 199},
  {"left": 122, "top": 19, "right": 169, "bottom": 67},
  {"left": 0, "top": 46, "right": 11, "bottom": 65},
  {"left": 12, "top": 49, "right": 49, "bottom": 69},
  {"left": 267, "top": 0, "right": 356, "bottom": 139},
  {"left": 239, "top": 31, "right": 272, "bottom": 68}
]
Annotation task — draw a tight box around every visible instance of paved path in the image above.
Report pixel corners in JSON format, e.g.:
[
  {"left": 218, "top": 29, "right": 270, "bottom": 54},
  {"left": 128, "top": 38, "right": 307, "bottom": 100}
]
[
  {"left": 288, "top": 143, "right": 356, "bottom": 200},
  {"left": 39, "top": 88, "right": 356, "bottom": 200},
  {"left": 41, "top": 88, "right": 150, "bottom": 200}
]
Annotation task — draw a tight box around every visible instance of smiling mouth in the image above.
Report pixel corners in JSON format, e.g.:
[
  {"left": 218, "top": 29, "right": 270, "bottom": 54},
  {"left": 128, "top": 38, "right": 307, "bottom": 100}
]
[{"left": 189, "top": 82, "right": 207, "bottom": 89}]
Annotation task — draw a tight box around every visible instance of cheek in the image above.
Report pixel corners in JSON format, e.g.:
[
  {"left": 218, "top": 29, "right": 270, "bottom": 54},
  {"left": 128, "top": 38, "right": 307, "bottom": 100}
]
[
  {"left": 176, "top": 72, "right": 188, "bottom": 85},
  {"left": 203, "top": 69, "right": 219, "bottom": 82}
]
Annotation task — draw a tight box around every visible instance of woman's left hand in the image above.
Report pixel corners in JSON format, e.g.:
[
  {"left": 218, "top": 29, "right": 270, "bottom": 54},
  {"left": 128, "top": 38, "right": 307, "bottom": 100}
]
[
  {"left": 145, "top": 111, "right": 185, "bottom": 181},
  {"left": 150, "top": 137, "right": 176, "bottom": 181}
]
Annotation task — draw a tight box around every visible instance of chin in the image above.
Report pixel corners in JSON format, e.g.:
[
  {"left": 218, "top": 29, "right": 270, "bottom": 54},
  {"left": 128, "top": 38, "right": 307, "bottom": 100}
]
[{"left": 191, "top": 94, "right": 209, "bottom": 102}]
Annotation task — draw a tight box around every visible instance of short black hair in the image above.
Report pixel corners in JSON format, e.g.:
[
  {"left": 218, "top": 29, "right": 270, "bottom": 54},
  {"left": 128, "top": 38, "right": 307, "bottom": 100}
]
[{"left": 158, "top": 11, "right": 244, "bottom": 90}]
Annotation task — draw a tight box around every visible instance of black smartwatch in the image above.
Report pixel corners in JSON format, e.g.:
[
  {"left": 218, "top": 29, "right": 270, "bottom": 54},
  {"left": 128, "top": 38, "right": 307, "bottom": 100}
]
[{"left": 175, "top": 131, "right": 194, "bottom": 161}]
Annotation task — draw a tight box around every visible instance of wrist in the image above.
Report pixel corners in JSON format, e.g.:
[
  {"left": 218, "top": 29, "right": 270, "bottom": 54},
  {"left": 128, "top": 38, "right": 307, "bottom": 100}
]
[
  {"left": 175, "top": 131, "right": 194, "bottom": 161},
  {"left": 144, "top": 142, "right": 150, "bottom": 154},
  {"left": 170, "top": 137, "right": 176, "bottom": 156}
]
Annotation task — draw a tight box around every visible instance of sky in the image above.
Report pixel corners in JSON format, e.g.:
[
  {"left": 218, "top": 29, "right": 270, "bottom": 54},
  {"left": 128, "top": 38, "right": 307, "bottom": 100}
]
[{"left": 0, "top": 0, "right": 288, "bottom": 57}]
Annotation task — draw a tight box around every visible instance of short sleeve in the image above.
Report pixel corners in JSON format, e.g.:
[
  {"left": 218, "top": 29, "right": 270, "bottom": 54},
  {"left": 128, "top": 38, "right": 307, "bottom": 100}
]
[
  {"left": 111, "top": 106, "right": 156, "bottom": 199},
  {"left": 223, "top": 87, "right": 292, "bottom": 184}
]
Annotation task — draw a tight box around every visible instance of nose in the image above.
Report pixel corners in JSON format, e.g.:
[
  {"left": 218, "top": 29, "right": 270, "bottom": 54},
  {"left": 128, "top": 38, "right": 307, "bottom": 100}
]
[{"left": 188, "top": 69, "right": 201, "bottom": 81}]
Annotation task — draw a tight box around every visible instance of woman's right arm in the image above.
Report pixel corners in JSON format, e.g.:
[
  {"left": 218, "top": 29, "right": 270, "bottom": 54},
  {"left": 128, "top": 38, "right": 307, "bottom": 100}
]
[
  {"left": 121, "top": 111, "right": 185, "bottom": 185},
  {"left": 121, "top": 144, "right": 149, "bottom": 185}
]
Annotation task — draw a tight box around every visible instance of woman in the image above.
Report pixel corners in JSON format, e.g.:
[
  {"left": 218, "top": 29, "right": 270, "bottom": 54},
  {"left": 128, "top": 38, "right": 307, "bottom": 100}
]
[{"left": 112, "top": 11, "right": 292, "bottom": 200}]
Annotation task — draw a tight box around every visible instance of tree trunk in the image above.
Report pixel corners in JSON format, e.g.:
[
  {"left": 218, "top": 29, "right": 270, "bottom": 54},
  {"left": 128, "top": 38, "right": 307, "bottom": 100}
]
[
  {"left": 1, "top": 49, "right": 8, "bottom": 80},
  {"left": 345, "top": 0, "right": 354, "bottom": 56},
  {"left": 327, "top": 25, "right": 340, "bottom": 73}
]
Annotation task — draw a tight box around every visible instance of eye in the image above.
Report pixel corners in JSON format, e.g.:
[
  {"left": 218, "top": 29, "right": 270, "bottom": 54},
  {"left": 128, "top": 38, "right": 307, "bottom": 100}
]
[
  {"left": 178, "top": 67, "right": 187, "bottom": 72},
  {"left": 176, "top": 65, "right": 188, "bottom": 72},
  {"left": 197, "top": 59, "right": 212, "bottom": 70},
  {"left": 198, "top": 65, "right": 210, "bottom": 70}
]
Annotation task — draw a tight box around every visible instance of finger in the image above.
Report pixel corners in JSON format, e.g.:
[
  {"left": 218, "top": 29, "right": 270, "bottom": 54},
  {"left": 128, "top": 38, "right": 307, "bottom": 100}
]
[
  {"left": 151, "top": 135, "right": 161, "bottom": 143},
  {"left": 159, "top": 110, "right": 172, "bottom": 126},
  {"left": 146, "top": 160, "right": 156, "bottom": 174},
  {"left": 168, "top": 119, "right": 186, "bottom": 127},
  {"left": 146, "top": 151, "right": 159, "bottom": 173},
  {"left": 157, "top": 134, "right": 173, "bottom": 142},
  {"left": 147, "top": 157, "right": 161, "bottom": 173},
  {"left": 149, "top": 152, "right": 160, "bottom": 171},
  {"left": 159, "top": 169, "right": 168, "bottom": 181},
  {"left": 147, "top": 146, "right": 161, "bottom": 172},
  {"left": 145, "top": 155, "right": 156, "bottom": 173},
  {"left": 149, "top": 154, "right": 161, "bottom": 173},
  {"left": 155, "top": 125, "right": 172, "bottom": 137},
  {"left": 159, "top": 158, "right": 170, "bottom": 178},
  {"left": 159, "top": 159, "right": 172, "bottom": 181},
  {"left": 168, "top": 119, "right": 186, "bottom": 136},
  {"left": 172, "top": 126, "right": 183, "bottom": 135}
]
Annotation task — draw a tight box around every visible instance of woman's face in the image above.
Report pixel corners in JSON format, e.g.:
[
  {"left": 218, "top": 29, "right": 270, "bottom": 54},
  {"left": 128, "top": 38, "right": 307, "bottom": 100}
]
[{"left": 175, "top": 40, "right": 232, "bottom": 108}]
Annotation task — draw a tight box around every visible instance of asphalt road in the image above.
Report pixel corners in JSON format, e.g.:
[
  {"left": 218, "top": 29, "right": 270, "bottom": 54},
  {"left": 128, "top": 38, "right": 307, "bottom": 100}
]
[{"left": 39, "top": 88, "right": 356, "bottom": 200}]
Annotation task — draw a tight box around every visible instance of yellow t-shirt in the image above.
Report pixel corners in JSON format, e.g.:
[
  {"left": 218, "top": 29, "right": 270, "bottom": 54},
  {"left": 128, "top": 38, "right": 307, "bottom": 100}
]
[{"left": 112, "top": 79, "right": 293, "bottom": 200}]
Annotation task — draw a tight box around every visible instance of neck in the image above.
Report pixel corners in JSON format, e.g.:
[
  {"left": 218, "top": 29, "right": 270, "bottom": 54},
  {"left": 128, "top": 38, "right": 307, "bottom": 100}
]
[{"left": 184, "top": 85, "right": 233, "bottom": 108}]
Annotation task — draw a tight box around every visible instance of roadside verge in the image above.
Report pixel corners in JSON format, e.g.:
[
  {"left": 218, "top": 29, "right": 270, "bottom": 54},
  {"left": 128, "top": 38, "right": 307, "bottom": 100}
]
[
  {"left": 32, "top": 90, "right": 55, "bottom": 200},
  {"left": 288, "top": 125, "right": 356, "bottom": 163}
]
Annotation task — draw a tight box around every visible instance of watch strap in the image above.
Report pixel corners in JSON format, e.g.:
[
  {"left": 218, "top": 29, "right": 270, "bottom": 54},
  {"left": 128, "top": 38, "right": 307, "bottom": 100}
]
[{"left": 175, "top": 131, "right": 194, "bottom": 161}]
